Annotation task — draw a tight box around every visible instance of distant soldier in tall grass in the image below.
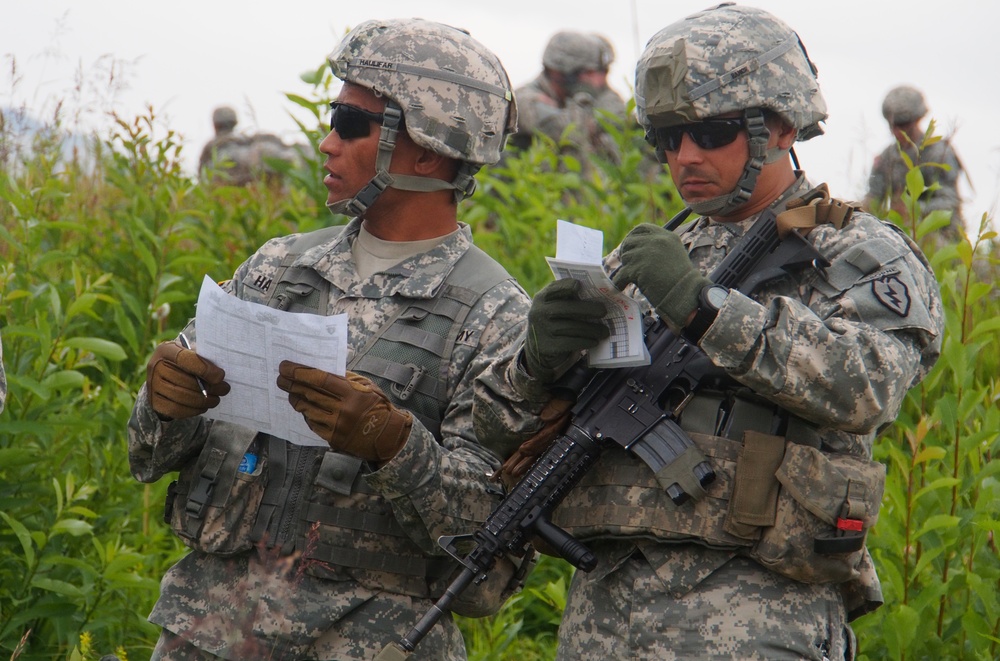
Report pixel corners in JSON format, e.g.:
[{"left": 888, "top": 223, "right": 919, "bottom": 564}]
[
  {"left": 864, "top": 85, "right": 966, "bottom": 244},
  {"left": 508, "top": 30, "right": 627, "bottom": 167},
  {"left": 473, "top": 4, "right": 944, "bottom": 659},
  {"left": 197, "top": 106, "right": 253, "bottom": 185},
  {"left": 129, "top": 18, "right": 530, "bottom": 660},
  {"left": 198, "top": 105, "right": 305, "bottom": 186}
]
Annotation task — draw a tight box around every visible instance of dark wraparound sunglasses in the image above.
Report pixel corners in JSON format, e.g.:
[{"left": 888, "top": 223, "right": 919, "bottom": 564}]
[
  {"left": 654, "top": 117, "right": 746, "bottom": 152},
  {"left": 329, "top": 102, "right": 385, "bottom": 140}
]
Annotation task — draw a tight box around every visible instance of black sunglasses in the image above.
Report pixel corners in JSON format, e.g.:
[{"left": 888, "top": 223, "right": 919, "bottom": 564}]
[
  {"left": 654, "top": 117, "right": 746, "bottom": 152},
  {"left": 329, "top": 102, "right": 385, "bottom": 140}
]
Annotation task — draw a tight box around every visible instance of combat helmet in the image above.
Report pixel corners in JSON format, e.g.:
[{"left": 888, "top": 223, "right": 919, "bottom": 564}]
[
  {"left": 212, "top": 106, "right": 238, "bottom": 133},
  {"left": 543, "top": 31, "right": 614, "bottom": 75},
  {"left": 882, "top": 85, "right": 927, "bottom": 126},
  {"left": 635, "top": 2, "right": 827, "bottom": 217},
  {"left": 327, "top": 17, "right": 517, "bottom": 216}
]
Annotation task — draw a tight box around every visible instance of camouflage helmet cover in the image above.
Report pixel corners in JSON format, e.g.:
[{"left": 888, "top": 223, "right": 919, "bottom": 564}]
[
  {"left": 882, "top": 85, "right": 927, "bottom": 126},
  {"left": 542, "top": 31, "right": 615, "bottom": 74},
  {"left": 328, "top": 18, "right": 517, "bottom": 166},
  {"left": 635, "top": 3, "right": 828, "bottom": 141},
  {"left": 212, "top": 106, "right": 238, "bottom": 130}
]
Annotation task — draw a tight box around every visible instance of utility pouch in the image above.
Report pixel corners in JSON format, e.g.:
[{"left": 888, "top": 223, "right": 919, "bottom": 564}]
[
  {"left": 744, "top": 442, "right": 885, "bottom": 584},
  {"left": 166, "top": 424, "right": 266, "bottom": 556},
  {"left": 724, "top": 431, "right": 786, "bottom": 539}
]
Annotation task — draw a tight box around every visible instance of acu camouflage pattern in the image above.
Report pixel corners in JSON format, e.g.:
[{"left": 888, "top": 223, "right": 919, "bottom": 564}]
[
  {"left": 128, "top": 219, "right": 531, "bottom": 660},
  {"left": 328, "top": 18, "right": 517, "bottom": 166},
  {"left": 510, "top": 72, "right": 627, "bottom": 165},
  {"left": 542, "top": 31, "right": 614, "bottom": 74},
  {"left": 558, "top": 551, "right": 856, "bottom": 660},
  {"left": 881, "top": 85, "right": 928, "bottom": 126},
  {"left": 867, "top": 134, "right": 964, "bottom": 240},
  {"left": 211, "top": 106, "right": 238, "bottom": 131},
  {"left": 198, "top": 105, "right": 305, "bottom": 186},
  {"left": 635, "top": 3, "right": 827, "bottom": 140},
  {"left": 198, "top": 132, "right": 305, "bottom": 186},
  {"left": 473, "top": 176, "right": 943, "bottom": 658}
]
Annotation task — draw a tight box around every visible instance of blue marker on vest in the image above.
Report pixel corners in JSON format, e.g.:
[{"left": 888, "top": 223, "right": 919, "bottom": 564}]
[{"left": 238, "top": 453, "right": 258, "bottom": 474}]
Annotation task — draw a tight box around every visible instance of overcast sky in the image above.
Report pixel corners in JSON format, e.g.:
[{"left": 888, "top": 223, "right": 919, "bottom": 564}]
[{"left": 5, "top": 1, "right": 998, "bottom": 232}]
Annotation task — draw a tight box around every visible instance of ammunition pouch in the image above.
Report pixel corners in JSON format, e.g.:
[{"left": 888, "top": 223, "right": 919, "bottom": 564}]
[
  {"left": 298, "top": 451, "right": 448, "bottom": 597},
  {"left": 681, "top": 392, "right": 886, "bottom": 584},
  {"left": 726, "top": 432, "right": 886, "bottom": 584},
  {"left": 164, "top": 422, "right": 265, "bottom": 556},
  {"left": 299, "top": 451, "right": 528, "bottom": 617}
]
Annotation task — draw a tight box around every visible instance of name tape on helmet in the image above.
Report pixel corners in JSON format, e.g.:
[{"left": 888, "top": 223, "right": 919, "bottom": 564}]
[{"left": 349, "top": 59, "right": 512, "bottom": 101}]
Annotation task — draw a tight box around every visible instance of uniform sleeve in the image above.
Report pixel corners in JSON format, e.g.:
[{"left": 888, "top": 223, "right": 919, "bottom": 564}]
[
  {"left": 470, "top": 341, "right": 556, "bottom": 458},
  {"left": 922, "top": 141, "right": 963, "bottom": 215},
  {"left": 865, "top": 149, "right": 890, "bottom": 204},
  {"left": 698, "top": 218, "right": 943, "bottom": 434},
  {"left": 366, "top": 280, "right": 532, "bottom": 552},
  {"left": 127, "top": 382, "right": 211, "bottom": 483},
  {"left": 592, "top": 86, "right": 627, "bottom": 119},
  {"left": 127, "top": 263, "right": 249, "bottom": 484},
  {"left": 472, "top": 248, "right": 631, "bottom": 455}
]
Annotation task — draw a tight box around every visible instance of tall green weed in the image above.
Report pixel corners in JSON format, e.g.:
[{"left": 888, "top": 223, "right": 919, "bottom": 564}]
[{"left": 854, "top": 147, "right": 1000, "bottom": 660}]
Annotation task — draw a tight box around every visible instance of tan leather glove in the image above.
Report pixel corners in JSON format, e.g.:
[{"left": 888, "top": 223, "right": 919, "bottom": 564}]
[
  {"left": 276, "top": 361, "right": 412, "bottom": 463},
  {"left": 495, "top": 397, "right": 575, "bottom": 487},
  {"left": 145, "top": 341, "right": 230, "bottom": 420}
]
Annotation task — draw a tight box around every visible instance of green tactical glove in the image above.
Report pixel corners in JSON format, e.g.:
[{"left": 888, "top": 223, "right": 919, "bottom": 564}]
[
  {"left": 524, "top": 279, "right": 610, "bottom": 384},
  {"left": 145, "top": 340, "right": 230, "bottom": 420},
  {"left": 611, "top": 223, "right": 711, "bottom": 330},
  {"left": 276, "top": 362, "right": 412, "bottom": 464}
]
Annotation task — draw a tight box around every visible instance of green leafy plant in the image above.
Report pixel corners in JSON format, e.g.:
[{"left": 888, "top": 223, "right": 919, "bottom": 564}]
[{"left": 853, "top": 138, "right": 1000, "bottom": 661}]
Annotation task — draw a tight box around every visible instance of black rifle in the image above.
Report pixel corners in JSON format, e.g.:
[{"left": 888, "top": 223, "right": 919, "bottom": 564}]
[{"left": 375, "top": 209, "right": 828, "bottom": 660}]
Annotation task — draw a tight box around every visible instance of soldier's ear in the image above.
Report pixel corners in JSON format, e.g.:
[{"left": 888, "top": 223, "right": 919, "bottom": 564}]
[
  {"left": 774, "top": 120, "right": 797, "bottom": 150},
  {"left": 412, "top": 147, "right": 454, "bottom": 179}
]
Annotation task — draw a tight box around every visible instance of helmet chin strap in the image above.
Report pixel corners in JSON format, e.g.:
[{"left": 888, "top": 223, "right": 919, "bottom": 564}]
[
  {"left": 327, "top": 101, "right": 481, "bottom": 218},
  {"left": 686, "top": 108, "right": 771, "bottom": 218}
]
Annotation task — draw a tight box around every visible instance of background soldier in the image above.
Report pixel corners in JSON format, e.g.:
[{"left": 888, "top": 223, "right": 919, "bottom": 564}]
[
  {"left": 474, "top": 4, "right": 943, "bottom": 659},
  {"left": 509, "top": 30, "right": 627, "bottom": 165},
  {"left": 197, "top": 105, "right": 253, "bottom": 183},
  {"left": 198, "top": 105, "right": 305, "bottom": 185},
  {"left": 864, "top": 84, "right": 966, "bottom": 244},
  {"left": 130, "top": 18, "right": 528, "bottom": 660}
]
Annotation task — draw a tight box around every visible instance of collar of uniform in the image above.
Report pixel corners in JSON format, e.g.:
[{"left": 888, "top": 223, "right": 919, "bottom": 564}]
[
  {"left": 306, "top": 219, "right": 475, "bottom": 300},
  {"left": 532, "top": 73, "right": 562, "bottom": 106},
  {"left": 691, "top": 172, "right": 814, "bottom": 240}
]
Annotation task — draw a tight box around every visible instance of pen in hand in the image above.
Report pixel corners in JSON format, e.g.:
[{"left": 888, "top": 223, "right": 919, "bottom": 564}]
[{"left": 177, "top": 332, "right": 209, "bottom": 397}]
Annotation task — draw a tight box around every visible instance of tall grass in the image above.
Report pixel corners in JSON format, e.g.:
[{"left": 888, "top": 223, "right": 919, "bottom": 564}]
[{"left": 1, "top": 70, "right": 998, "bottom": 661}]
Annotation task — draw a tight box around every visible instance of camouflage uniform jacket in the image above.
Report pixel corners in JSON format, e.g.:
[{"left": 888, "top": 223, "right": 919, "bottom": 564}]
[
  {"left": 129, "top": 219, "right": 530, "bottom": 660},
  {"left": 867, "top": 136, "right": 964, "bottom": 238},
  {"left": 198, "top": 132, "right": 256, "bottom": 185},
  {"left": 509, "top": 73, "right": 626, "bottom": 163},
  {"left": 474, "top": 177, "right": 943, "bottom": 618}
]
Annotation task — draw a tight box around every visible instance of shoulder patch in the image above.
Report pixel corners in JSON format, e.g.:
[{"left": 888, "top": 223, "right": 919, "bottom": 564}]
[{"left": 872, "top": 276, "right": 911, "bottom": 317}]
